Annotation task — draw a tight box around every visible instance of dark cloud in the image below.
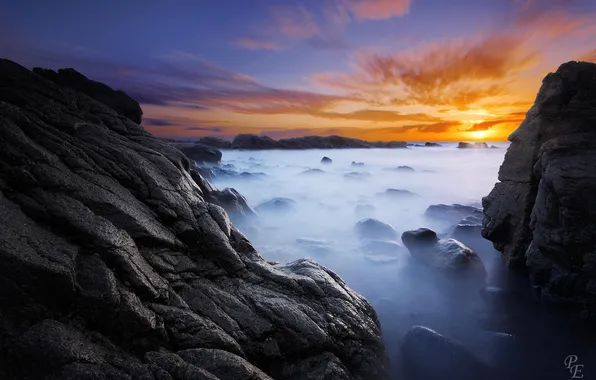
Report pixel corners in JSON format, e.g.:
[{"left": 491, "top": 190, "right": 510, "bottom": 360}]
[{"left": 184, "top": 126, "right": 223, "bottom": 132}]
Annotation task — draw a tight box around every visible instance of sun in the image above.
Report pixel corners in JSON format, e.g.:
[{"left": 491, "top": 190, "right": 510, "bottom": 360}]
[{"left": 470, "top": 130, "right": 487, "bottom": 140}]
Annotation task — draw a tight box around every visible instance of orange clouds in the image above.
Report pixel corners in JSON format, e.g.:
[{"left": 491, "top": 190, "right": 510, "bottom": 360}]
[
  {"left": 234, "top": 38, "right": 280, "bottom": 51},
  {"left": 335, "top": 0, "right": 411, "bottom": 21}
]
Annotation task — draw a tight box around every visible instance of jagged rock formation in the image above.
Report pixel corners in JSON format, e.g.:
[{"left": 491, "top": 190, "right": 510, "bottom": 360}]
[
  {"left": 196, "top": 137, "right": 233, "bottom": 149},
  {"left": 203, "top": 134, "right": 408, "bottom": 150},
  {"left": 0, "top": 59, "right": 390, "bottom": 380},
  {"left": 482, "top": 61, "right": 596, "bottom": 319},
  {"left": 32, "top": 67, "right": 143, "bottom": 124}
]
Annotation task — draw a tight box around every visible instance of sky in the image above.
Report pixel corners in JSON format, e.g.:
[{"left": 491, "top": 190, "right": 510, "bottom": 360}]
[{"left": 2, "top": 0, "right": 595, "bottom": 142}]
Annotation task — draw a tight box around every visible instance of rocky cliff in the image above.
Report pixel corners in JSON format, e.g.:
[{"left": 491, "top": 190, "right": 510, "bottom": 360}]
[
  {"left": 482, "top": 61, "right": 596, "bottom": 319},
  {"left": 0, "top": 59, "right": 389, "bottom": 380}
]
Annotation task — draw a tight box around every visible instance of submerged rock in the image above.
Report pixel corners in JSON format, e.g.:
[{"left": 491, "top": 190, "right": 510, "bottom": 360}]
[
  {"left": 255, "top": 197, "right": 296, "bottom": 214},
  {"left": 401, "top": 228, "right": 486, "bottom": 287},
  {"left": 394, "top": 166, "right": 415, "bottom": 172},
  {"left": 482, "top": 61, "right": 596, "bottom": 319},
  {"left": 457, "top": 142, "right": 489, "bottom": 149},
  {"left": 344, "top": 172, "right": 371, "bottom": 179},
  {"left": 401, "top": 326, "right": 489, "bottom": 380},
  {"left": 351, "top": 161, "right": 364, "bottom": 166},
  {"left": 379, "top": 188, "right": 420, "bottom": 199},
  {"left": 355, "top": 204, "right": 376, "bottom": 218},
  {"left": 321, "top": 156, "right": 332, "bottom": 164},
  {"left": 425, "top": 142, "right": 441, "bottom": 147},
  {"left": 424, "top": 204, "right": 480, "bottom": 226},
  {"left": 299, "top": 168, "right": 325, "bottom": 175},
  {"left": 0, "top": 59, "right": 390, "bottom": 380},
  {"left": 354, "top": 218, "right": 399, "bottom": 241},
  {"left": 360, "top": 240, "right": 408, "bottom": 263}
]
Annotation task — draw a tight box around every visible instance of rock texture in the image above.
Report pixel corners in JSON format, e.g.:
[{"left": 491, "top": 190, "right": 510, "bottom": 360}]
[
  {"left": 174, "top": 143, "right": 223, "bottom": 165},
  {"left": 482, "top": 61, "right": 596, "bottom": 318},
  {"left": 457, "top": 142, "right": 489, "bottom": 149},
  {"left": 32, "top": 67, "right": 142, "bottom": 124},
  {"left": 401, "top": 326, "right": 489, "bottom": 380},
  {"left": 201, "top": 134, "right": 408, "bottom": 150},
  {"left": 401, "top": 229, "right": 486, "bottom": 288},
  {"left": 0, "top": 59, "right": 390, "bottom": 380}
]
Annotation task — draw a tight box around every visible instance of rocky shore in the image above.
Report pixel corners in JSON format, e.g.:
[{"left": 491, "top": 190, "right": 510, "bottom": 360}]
[{"left": 0, "top": 59, "right": 389, "bottom": 380}]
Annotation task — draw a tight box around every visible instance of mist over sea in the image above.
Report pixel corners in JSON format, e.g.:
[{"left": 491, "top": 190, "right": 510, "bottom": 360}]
[{"left": 209, "top": 142, "right": 520, "bottom": 377}]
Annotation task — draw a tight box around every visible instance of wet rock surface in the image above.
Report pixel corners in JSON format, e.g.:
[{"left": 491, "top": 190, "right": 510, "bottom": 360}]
[
  {"left": 0, "top": 59, "right": 390, "bottom": 380},
  {"left": 482, "top": 61, "right": 596, "bottom": 320}
]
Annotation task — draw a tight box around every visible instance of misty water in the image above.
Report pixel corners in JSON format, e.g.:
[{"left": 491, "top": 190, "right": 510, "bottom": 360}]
[{"left": 207, "top": 143, "right": 592, "bottom": 379}]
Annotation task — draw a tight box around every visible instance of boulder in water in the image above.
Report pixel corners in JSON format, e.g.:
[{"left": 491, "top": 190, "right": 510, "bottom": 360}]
[
  {"left": 355, "top": 204, "right": 376, "bottom": 218},
  {"left": 177, "top": 143, "right": 223, "bottom": 164},
  {"left": 299, "top": 168, "right": 325, "bottom": 175},
  {"left": 401, "top": 326, "right": 489, "bottom": 380},
  {"left": 354, "top": 218, "right": 399, "bottom": 241},
  {"left": 255, "top": 197, "right": 296, "bottom": 214},
  {"left": 321, "top": 156, "right": 332, "bottom": 164},
  {"left": 344, "top": 172, "right": 371, "bottom": 180},
  {"left": 351, "top": 161, "right": 364, "bottom": 166},
  {"left": 379, "top": 188, "right": 420, "bottom": 199},
  {"left": 401, "top": 228, "right": 486, "bottom": 287}
]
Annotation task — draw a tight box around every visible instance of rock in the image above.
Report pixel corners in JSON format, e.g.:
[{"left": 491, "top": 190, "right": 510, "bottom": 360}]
[
  {"left": 351, "top": 161, "right": 364, "bottom": 166},
  {"left": 355, "top": 204, "right": 375, "bottom": 218},
  {"left": 482, "top": 61, "right": 596, "bottom": 319},
  {"left": 299, "top": 168, "right": 325, "bottom": 175},
  {"left": 354, "top": 218, "right": 399, "bottom": 241},
  {"left": 401, "top": 326, "right": 489, "bottom": 380},
  {"left": 425, "top": 142, "right": 441, "bottom": 147},
  {"left": 199, "top": 185, "right": 257, "bottom": 227},
  {"left": 379, "top": 188, "right": 419, "bottom": 199},
  {"left": 401, "top": 228, "right": 486, "bottom": 287},
  {"left": 32, "top": 67, "right": 143, "bottom": 124},
  {"left": 320, "top": 156, "right": 332, "bottom": 164},
  {"left": 196, "top": 136, "right": 233, "bottom": 149},
  {"left": 255, "top": 197, "right": 296, "bottom": 214},
  {"left": 457, "top": 142, "right": 489, "bottom": 149},
  {"left": 177, "top": 143, "right": 223, "bottom": 164},
  {"left": 232, "top": 134, "right": 280, "bottom": 150},
  {"left": 344, "top": 172, "right": 371, "bottom": 179},
  {"left": 396, "top": 165, "right": 414, "bottom": 172},
  {"left": 490, "top": 145, "right": 499, "bottom": 149},
  {"left": 0, "top": 59, "right": 390, "bottom": 380},
  {"left": 277, "top": 135, "right": 407, "bottom": 149},
  {"left": 425, "top": 204, "right": 480, "bottom": 226}
]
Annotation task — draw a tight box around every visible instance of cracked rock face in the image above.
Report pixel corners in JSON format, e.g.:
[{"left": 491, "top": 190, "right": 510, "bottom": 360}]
[
  {"left": 0, "top": 59, "right": 389, "bottom": 380},
  {"left": 482, "top": 61, "right": 596, "bottom": 319}
]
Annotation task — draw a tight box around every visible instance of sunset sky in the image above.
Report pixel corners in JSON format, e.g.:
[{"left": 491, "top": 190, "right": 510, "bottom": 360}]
[{"left": 2, "top": 0, "right": 595, "bottom": 142}]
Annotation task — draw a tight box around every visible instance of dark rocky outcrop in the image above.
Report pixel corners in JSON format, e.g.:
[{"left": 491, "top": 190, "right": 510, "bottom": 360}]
[
  {"left": 32, "top": 67, "right": 142, "bottom": 124},
  {"left": 354, "top": 219, "right": 399, "bottom": 241},
  {"left": 232, "top": 134, "right": 280, "bottom": 150},
  {"left": 457, "top": 142, "right": 489, "bottom": 149},
  {"left": 216, "top": 134, "right": 407, "bottom": 150},
  {"left": 196, "top": 137, "right": 233, "bottom": 149},
  {"left": 482, "top": 61, "right": 596, "bottom": 319},
  {"left": 401, "top": 326, "right": 489, "bottom": 380},
  {"left": 424, "top": 142, "right": 441, "bottom": 147},
  {"left": 0, "top": 59, "right": 390, "bottom": 380},
  {"left": 401, "top": 229, "right": 486, "bottom": 288},
  {"left": 320, "top": 156, "right": 332, "bottom": 164},
  {"left": 175, "top": 143, "right": 223, "bottom": 164}
]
